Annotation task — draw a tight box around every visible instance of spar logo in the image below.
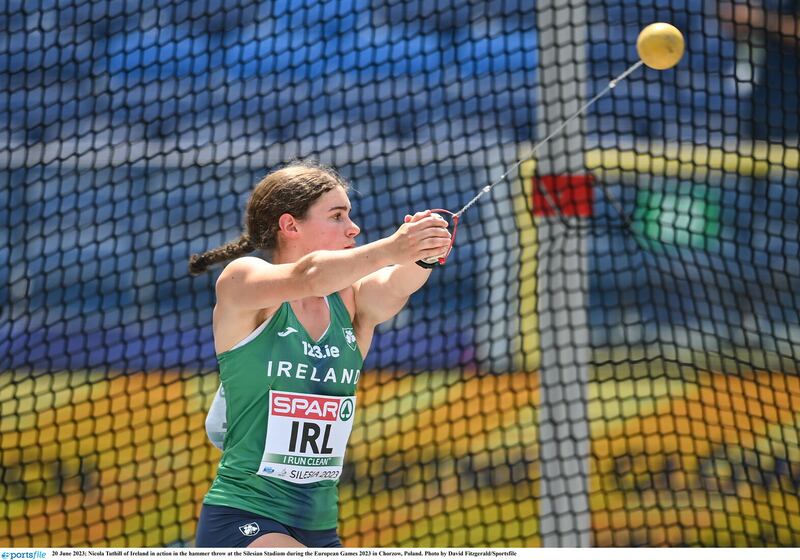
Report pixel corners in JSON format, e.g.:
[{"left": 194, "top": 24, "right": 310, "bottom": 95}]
[{"left": 272, "top": 393, "right": 341, "bottom": 421}]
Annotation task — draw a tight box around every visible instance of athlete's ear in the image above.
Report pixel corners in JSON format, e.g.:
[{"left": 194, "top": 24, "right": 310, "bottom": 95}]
[{"left": 278, "top": 213, "right": 301, "bottom": 239}]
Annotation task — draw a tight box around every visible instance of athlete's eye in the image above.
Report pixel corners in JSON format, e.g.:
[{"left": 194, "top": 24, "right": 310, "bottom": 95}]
[{"left": 332, "top": 213, "right": 342, "bottom": 221}]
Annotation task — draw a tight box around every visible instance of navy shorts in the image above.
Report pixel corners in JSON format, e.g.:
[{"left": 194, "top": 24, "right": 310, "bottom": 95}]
[{"left": 195, "top": 504, "right": 342, "bottom": 548}]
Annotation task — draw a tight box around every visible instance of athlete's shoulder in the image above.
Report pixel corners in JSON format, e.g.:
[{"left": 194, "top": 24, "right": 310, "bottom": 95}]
[
  {"left": 220, "top": 255, "right": 271, "bottom": 274},
  {"left": 216, "top": 256, "right": 270, "bottom": 289},
  {"left": 214, "top": 256, "right": 295, "bottom": 311},
  {"left": 213, "top": 258, "right": 283, "bottom": 352}
]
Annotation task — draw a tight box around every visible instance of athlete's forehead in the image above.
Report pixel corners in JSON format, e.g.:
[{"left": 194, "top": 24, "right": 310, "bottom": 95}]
[{"left": 311, "top": 186, "right": 351, "bottom": 213}]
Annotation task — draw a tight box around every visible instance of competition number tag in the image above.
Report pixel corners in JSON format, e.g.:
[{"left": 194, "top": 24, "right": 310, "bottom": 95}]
[{"left": 258, "top": 390, "right": 355, "bottom": 484}]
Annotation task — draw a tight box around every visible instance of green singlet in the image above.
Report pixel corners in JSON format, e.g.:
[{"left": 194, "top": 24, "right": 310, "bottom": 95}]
[{"left": 203, "top": 292, "right": 363, "bottom": 530}]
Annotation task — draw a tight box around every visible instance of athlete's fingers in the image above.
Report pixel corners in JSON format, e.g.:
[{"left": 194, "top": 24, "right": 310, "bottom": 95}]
[
  {"left": 419, "top": 237, "right": 452, "bottom": 251},
  {"left": 418, "top": 225, "right": 452, "bottom": 238},
  {"left": 418, "top": 248, "right": 449, "bottom": 261},
  {"left": 408, "top": 210, "right": 449, "bottom": 227},
  {"left": 429, "top": 212, "right": 449, "bottom": 226},
  {"left": 425, "top": 227, "right": 452, "bottom": 237},
  {"left": 390, "top": 211, "right": 452, "bottom": 264},
  {"left": 418, "top": 235, "right": 451, "bottom": 248},
  {"left": 408, "top": 215, "right": 450, "bottom": 231},
  {"left": 418, "top": 234, "right": 451, "bottom": 247},
  {"left": 409, "top": 233, "right": 450, "bottom": 251},
  {"left": 406, "top": 210, "right": 432, "bottom": 224}
]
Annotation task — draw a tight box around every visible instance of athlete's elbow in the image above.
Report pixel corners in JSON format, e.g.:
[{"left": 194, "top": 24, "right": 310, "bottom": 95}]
[{"left": 293, "top": 254, "right": 329, "bottom": 297}]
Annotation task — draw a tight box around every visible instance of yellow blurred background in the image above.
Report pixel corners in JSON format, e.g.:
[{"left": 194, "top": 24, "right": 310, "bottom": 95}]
[{"left": 1, "top": 368, "right": 798, "bottom": 547}]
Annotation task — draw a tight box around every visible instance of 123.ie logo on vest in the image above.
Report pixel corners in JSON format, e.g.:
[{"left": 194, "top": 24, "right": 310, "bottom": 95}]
[{"left": 301, "top": 340, "right": 340, "bottom": 358}]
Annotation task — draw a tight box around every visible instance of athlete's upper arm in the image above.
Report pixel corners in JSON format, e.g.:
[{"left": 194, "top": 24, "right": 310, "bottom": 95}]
[
  {"left": 215, "top": 256, "right": 311, "bottom": 311},
  {"left": 352, "top": 267, "right": 410, "bottom": 328}
]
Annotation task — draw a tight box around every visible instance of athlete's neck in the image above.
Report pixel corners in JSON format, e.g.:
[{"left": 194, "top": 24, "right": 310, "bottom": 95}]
[
  {"left": 271, "top": 239, "right": 311, "bottom": 264},
  {"left": 271, "top": 249, "right": 302, "bottom": 265}
]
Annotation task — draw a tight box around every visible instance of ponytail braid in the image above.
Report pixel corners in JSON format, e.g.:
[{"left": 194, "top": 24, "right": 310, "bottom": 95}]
[{"left": 188, "top": 236, "right": 255, "bottom": 276}]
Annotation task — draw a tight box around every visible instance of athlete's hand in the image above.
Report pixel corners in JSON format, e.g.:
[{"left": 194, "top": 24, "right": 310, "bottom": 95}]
[{"left": 387, "top": 210, "right": 451, "bottom": 264}]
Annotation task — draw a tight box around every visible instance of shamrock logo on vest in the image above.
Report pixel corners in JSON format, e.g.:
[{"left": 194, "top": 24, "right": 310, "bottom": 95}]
[{"left": 342, "top": 328, "right": 357, "bottom": 351}]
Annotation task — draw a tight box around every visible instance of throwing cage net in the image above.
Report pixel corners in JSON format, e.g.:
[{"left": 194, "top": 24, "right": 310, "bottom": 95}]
[{"left": 2, "top": 0, "right": 799, "bottom": 548}]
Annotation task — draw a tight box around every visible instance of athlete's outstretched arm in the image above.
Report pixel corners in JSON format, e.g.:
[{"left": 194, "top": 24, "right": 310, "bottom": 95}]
[
  {"left": 353, "top": 211, "right": 450, "bottom": 327},
  {"left": 216, "top": 213, "right": 451, "bottom": 312}
]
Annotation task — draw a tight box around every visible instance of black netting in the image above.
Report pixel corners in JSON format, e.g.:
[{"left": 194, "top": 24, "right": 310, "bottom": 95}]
[{"left": 2, "top": 0, "right": 799, "bottom": 548}]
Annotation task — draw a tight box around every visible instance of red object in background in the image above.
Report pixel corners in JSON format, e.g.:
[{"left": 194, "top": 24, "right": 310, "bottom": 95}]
[{"left": 532, "top": 174, "right": 594, "bottom": 217}]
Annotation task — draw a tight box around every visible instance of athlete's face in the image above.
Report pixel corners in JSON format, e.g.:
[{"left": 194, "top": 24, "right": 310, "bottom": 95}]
[{"left": 297, "top": 187, "right": 360, "bottom": 252}]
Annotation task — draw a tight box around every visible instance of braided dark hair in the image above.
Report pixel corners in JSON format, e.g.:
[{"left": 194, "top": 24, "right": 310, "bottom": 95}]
[{"left": 188, "top": 160, "right": 349, "bottom": 275}]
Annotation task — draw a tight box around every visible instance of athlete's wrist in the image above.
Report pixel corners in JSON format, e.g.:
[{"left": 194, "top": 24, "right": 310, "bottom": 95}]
[{"left": 368, "top": 237, "right": 401, "bottom": 267}]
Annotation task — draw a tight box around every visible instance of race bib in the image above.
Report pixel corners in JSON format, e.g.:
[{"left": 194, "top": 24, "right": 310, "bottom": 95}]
[{"left": 258, "top": 390, "right": 356, "bottom": 484}]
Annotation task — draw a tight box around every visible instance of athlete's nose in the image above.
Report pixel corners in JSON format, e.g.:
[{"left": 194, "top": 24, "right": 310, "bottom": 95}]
[{"left": 347, "top": 218, "right": 360, "bottom": 238}]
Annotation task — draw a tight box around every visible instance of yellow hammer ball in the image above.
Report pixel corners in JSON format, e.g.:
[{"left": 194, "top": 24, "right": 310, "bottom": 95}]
[{"left": 636, "top": 23, "right": 685, "bottom": 70}]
